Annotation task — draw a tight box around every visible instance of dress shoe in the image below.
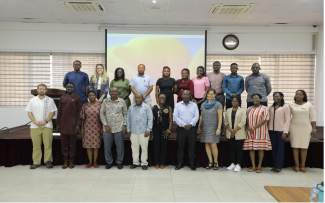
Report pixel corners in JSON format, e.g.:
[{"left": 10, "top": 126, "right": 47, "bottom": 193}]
[
  {"left": 45, "top": 161, "right": 53, "bottom": 169},
  {"left": 105, "top": 164, "right": 112, "bottom": 169},
  {"left": 160, "top": 165, "right": 165, "bottom": 169},
  {"left": 94, "top": 163, "right": 99, "bottom": 168},
  {"left": 294, "top": 167, "right": 299, "bottom": 172},
  {"left": 130, "top": 164, "right": 139, "bottom": 169},
  {"left": 30, "top": 164, "right": 40, "bottom": 169},
  {"left": 117, "top": 164, "right": 123, "bottom": 169},
  {"left": 190, "top": 165, "right": 196, "bottom": 171},
  {"left": 85, "top": 163, "right": 93, "bottom": 168},
  {"left": 301, "top": 168, "right": 307, "bottom": 173},
  {"left": 155, "top": 165, "right": 160, "bottom": 169},
  {"left": 142, "top": 165, "right": 148, "bottom": 170},
  {"left": 175, "top": 164, "right": 184, "bottom": 170},
  {"left": 69, "top": 162, "right": 75, "bottom": 169},
  {"left": 62, "top": 162, "right": 68, "bottom": 169}
]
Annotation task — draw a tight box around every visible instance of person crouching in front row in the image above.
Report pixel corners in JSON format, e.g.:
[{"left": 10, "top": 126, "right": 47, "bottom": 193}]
[
  {"left": 127, "top": 93, "right": 153, "bottom": 170},
  {"left": 56, "top": 82, "right": 82, "bottom": 169}
]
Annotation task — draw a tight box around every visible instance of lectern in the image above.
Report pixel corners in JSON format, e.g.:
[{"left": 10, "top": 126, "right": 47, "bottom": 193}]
[{"left": 31, "top": 88, "right": 65, "bottom": 130}]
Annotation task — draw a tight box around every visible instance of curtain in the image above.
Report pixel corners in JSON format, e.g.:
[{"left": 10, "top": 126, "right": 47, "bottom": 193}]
[{"left": 0, "top": 52, "right": 50, "bottom": 106}]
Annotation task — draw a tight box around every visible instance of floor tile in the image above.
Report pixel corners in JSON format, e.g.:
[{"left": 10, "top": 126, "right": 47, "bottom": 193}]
[
  {"left": 83, "top": 197, "right": 130, "bottom": 202},
  {"left": 215, "top": 191, "right": 261, "bottom": 199},
  {"left": 135, "top": 178, "right": 172, "bottom": 184},
  {"left": 43, "top": 190, "right": 90, "bottom": 197},
  {"left": 174, "top": 197, "right": 219, "bottom": 202},
  {"left": 0, "top": 183, "right": 17, "bottom": 191},
  {"left": 219, "top": 197, "right": 264, "bottom": 202},
  {"left": 172, "top": 178, "right": 209, "bottom": 184},
  {"left": 37, "top": 197, "right": 86, "bottom": 202},
  {"left": 1, "top": 190, "right": 46, "bottom": 198},
  {"left": 173, "top": 190, "right": 217, "bottom": 198},
  {"left": 8, "top": 183, "right": 55, "bottom": 191},
  {"left": 92, "top": 183, "right": 134, "bottom": 191},
  {"left": 173, "top": 184, "right": 213, "bottom": 191},
  {"left": 131, "top": 190, "right": 174, "bottom": 197},
  {"left": 130, "top": 197, "right": 175, "bottom": 202},
  {"left": 87, "top": 189, "right": 132, "bottom": 198},
  {"left": 51, "top": 182, "right": 96, "bottom": 191},
  {"left": 96, "top": 177, "right": 135, "bottom": 184},
  {"left": 0, "top": 197, "right": 41, "bottom": 202},
  {"left": 132, "top": 184, "right": 173, "bottom": 191}
]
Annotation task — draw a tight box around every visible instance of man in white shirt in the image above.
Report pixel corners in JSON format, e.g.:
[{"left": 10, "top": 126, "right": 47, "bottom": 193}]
[{"left": 26, "top": 84, "right": 57, "bottom": 169}]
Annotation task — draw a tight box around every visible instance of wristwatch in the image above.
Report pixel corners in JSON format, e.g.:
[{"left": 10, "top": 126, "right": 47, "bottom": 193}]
[
  {"left": 45, "top": 120, "right": 48, "bottom": 124},
  {"left": 312, "top": 129, "right": 317, "bottom": 132}
]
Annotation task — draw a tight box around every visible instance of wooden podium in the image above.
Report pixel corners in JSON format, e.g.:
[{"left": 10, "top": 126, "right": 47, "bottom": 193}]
[{"left": 31, "top": 88, "right": 65, "bottom": 130}]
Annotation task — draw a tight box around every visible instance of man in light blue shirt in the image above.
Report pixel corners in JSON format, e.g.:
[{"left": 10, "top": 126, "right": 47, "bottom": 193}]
[
  {"left": 174, "top": 90, "right": 199, "bottom": 171},
  {"left": 222, "top": 63, "right": 244, "bottom": 109},
  {"left": 130, "top": 64, "right": 154, "bottom": 107},
  {"left": 127, "top": 93, "right": 153, "bottom": 170}
]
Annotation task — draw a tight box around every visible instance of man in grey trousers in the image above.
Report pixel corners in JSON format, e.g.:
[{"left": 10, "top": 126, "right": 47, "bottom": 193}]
[{"left": 100, "top": 87, "right": 127, "bottom": 169}]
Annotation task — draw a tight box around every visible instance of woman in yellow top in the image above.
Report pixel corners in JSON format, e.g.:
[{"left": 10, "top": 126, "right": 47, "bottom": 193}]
[{"left": 224, "top": 96, "right": 246, "bottom": 172}]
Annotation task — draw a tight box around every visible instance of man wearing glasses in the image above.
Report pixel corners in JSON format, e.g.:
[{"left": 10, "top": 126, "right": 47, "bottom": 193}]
[{"left": 63, "top": 60, "right": 90, "bottom": 105}]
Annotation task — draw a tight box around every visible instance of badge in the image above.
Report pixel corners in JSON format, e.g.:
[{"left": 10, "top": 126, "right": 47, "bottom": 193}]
[
  {"left": 163, "top": 109, "right": 169, "bottom": 114},
  {"left": 72, "top": 99, "right": 74, "bottom": 101}
]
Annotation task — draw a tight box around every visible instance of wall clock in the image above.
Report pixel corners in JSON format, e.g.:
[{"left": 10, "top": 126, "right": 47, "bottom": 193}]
[{"left": 223, "top": 34, "right": 239, "bottom": 50}]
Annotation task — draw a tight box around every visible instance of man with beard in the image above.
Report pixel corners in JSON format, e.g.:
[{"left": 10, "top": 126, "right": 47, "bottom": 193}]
[{"left": 26, "top": 84, "right": 57, "bottom": 169}]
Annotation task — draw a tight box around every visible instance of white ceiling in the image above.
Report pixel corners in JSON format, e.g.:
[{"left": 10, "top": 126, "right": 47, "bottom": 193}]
[{"left": 0, "top": 0, "right": 323, "bottom": 26}]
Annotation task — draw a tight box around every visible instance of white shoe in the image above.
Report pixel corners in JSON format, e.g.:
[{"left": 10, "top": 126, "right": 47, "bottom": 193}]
[
  {"left": 234, "top": 164, "right": 241, "bottom": 172},
  {"left": 227, "top": 163, "right": 235, "bottom": 170}
]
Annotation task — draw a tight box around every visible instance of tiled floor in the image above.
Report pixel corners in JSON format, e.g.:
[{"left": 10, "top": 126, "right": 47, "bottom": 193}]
[{"left": 0, "top": 165, "right": 323, "bottom": 202}]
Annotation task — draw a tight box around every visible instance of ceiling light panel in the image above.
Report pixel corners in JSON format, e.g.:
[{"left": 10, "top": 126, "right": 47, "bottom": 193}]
[
  {"left": 59, "top": 1, "right": 107, "bottom": 12},
  {"left": 209, "top": 4, "right": 256, "bottom": 15}
]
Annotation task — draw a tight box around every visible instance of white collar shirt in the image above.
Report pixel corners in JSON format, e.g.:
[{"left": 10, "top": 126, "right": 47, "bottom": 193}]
[{"left": 25, "top": 96, "right": 57, "bottom": 128}]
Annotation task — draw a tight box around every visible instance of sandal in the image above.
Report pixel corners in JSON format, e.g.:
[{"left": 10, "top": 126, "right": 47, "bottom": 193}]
[
  {"left": 256, "top": 168, "right": 262, "bottom": 173},
  {"left": 273, "top": 169, "right": 281, "bottom": 173},
  {"left": 301, "top": 168, "right": 307, "bottom": 173},
  {"left": 247, "top": 168, "right": 257, "bottom": 172},
  {"left": 270, "top": 168, "right": 276, "bottom": 172},
  {"left": 206, "top": 162, "right": 213, "bottom": 170},
  {"left": 213, "top": 163, "right": 219, "bottom": 170},
  {"left": 294, "top": 167, "right": 299, "bottom": 172}
]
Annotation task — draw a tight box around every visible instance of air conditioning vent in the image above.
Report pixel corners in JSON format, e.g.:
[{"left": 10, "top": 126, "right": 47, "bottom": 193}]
[
  {"left": 209, "top": 4, "right": 256, "bottom": 15},
  {"left": 59, "top": 1, "right": 107, "bottom": 12}
]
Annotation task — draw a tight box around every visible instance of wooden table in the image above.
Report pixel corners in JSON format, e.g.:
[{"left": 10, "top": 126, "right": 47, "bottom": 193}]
[{"left": 264, "top": 186, "right": 312, "bottom": 202}]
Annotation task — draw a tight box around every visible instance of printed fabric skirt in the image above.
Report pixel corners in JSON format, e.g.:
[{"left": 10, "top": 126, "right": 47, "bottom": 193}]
[{"left": 243, "top": 131, "right": 272, "bottom": 151}]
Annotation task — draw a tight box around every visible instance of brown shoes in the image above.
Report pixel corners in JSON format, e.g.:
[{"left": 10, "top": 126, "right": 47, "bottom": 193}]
[
  {"left": 294, "top": 167, "right": 300, "bottom": 172},
  {"left": 256, "top": 168, "right": 262, "bottom": 173},
  {"left": 301, "top": 168, "right": 307, "bottom": 173},
  {"left": 155, "top": 165, "right": 160, "bottom": 169},
  {"left": 69, "top": 162, "right": 75, "bottom": 169},
  {"left": 247, "top": 168, "right": 257, "bottom": 172},
  {"left": 160, "top": 165, "right": 165, "bottom": 169},
  {"left": 62, "top": 162, "right": 68, "bottom": 169}
]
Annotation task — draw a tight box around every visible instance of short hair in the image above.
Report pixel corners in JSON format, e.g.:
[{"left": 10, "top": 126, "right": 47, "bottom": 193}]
[
  {"left": 251, "top": 93, "right": 262, "bottom": 99},
  {"left": 87, "top": 90, "right": 96, "bottom": 97},
  {"left": 197, "top": 66, "right": 205, "bottom": 76},
  {"left": 213, "top": 61, "right": 220, "bottom": 64},
  {"left": 272, "top": 92, "right": 285, "bottom": 107},
  {"left": 230, "top": 63, "right": 238, "bottom": 67},
  {"left": 231, "top": 96, "right": 242, "bottom": 106},
  {"left": 114, "top": 67, "right": 125, "bottom": 82},
  {"left": 73, "top": 60, "right": 81, "bottom": 65},
  {"left": 207, "top": 88, "right": 216, "bottom": 95},
  {"left": 158, "top": 93, "right": 166, "bottom": 98},
  {"left": 66, "top": 82, "right": 75, "bottom": 88},
  {"left": 138, "top": 64, "right": 145, "bottom": 68},
  {"left": 37, "top": 84, "right": 47, "bottom": 90},
  {"left": 294, "top": 90, "right": 308, "bottom": 102}
]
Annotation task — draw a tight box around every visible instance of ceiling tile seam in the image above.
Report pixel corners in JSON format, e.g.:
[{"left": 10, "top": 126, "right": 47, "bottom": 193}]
[
  {"left": 165, "top": 0, "right": 169, "bottom": 23},
  {"left": 113, "top": 1, "right": 121, "bottom": 18},
  {"left": 140, "top": 0, "right": 144, "bottom": 19},
  {"left": 188, "top": 0, "right": 198, "bottom": 18}
]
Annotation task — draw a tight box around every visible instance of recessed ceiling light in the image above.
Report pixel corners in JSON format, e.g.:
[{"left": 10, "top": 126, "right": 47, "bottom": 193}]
[
  {"left": 152, "top": 0, "right": 157, "bottom": 3},
  {"left": 148, "top": 6, "right": 162, "bottom": 11},
  {"left": 274, "top": 23, "right": 288, "bottom": 24}
]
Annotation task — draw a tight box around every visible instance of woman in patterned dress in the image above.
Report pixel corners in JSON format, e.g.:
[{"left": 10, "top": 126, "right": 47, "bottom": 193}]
[
  {"left": 243, "top": 93, "right": 271, "bottom": 173},
  {"left": 80, "top": 90, "right": 103, "bottom": 168}
]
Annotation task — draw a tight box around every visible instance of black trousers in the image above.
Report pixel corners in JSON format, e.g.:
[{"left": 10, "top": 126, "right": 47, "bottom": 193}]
[
  {"left": 153, "top": 126, "right": 169, "bottom": 165},
  {"left": 228, "top": 137, "right": 244, "bottom": 165},
  {"left": 226, "top": 98, "right": 242, "bottom": 109},
  {"left": 176, "top": 127, "right": 196, "bottom": 166},
  {"left": 269, "top": 130, "right": 285, "bottom": 169},
  {"left": 247, "top": 101, "right": 268, "bottom": 108}
]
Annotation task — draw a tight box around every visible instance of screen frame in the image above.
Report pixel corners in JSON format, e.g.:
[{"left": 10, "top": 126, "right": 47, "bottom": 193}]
[{"left": 105, "top": 29, "right": 107, "bottom": 71}]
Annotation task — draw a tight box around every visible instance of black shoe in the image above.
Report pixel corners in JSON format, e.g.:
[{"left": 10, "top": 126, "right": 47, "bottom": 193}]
[
  {"left": 175, "top": 164, "right": 184, "bottom": 170},
  {"left": 190, "top": 165, "right": 196, "bottom": 171},
  {"left": 117, "top": 164, "right": 123, "bottom": 169},
  {"left": 142, "top": 165, "right": 147, "bottom": 170},
  {"left": 30, "top": 164, "right": 40, "bottom": 169},
  {"left": 130, "top": 164, "right": 139, "bottom": 169},
  {"left": 105, "top": 164, "right": 112, "bottom": 169},
  {"left": 45, "top": 161, "right": 53, "bottom": 169}
]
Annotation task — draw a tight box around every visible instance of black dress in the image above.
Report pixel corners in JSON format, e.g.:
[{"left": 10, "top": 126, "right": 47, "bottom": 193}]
[
  {"left": 152, "top": 104, "right": 170, "bottom": 165},
  {"left": 156, "top": 78, "right": 176, "bottom": 111}
]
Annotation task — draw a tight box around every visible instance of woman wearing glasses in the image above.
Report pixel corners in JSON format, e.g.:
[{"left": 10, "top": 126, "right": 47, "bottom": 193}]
[{"left": 151, "top": 94, "right": 173, "bottom": 169}]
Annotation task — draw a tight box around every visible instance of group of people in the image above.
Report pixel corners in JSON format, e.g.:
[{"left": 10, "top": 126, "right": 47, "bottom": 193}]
[{"left": 26, "top": 60, "right": 317, "bottom": 173}]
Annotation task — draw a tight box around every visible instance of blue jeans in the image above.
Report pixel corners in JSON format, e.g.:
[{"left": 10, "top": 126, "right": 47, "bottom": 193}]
[
  {"left": 103, "top": 131, "right": 124, "bottom": 165},
  {"left": 269, "top": 130, "right": 285, "bottom": 169}
]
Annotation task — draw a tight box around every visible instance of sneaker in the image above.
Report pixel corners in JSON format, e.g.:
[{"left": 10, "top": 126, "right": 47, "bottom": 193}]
[
  {"left": 234, "top": 164, "right": 241, "bottom": 172},
  {"left": 30, "top": 164, "right": 40, "bottom": 169},
  {"left": 227, "top": 163, "right": 235, "bottom": 170},
  {"left": 45, "top": 161, "right": 53, "bottom": 169}
]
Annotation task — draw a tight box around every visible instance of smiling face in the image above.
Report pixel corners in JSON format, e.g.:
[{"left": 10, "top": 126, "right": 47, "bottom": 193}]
[
  {"left": 273, "top": 93, "right": 282, "bottom": 104},
  {"left": 231, "top": 97, "right": 239, "bottom": 108},
  {"left": 158, "top": 94, "right": 166, "bottom": 105},
  {"left": 181, "top": 70, "right": 189, "bottom": 79},
  {"left": 109, "top": 87, "right": 119, "bottom": 99},
  {"left": 230, "top": 64, "right": 238, "bottom": 74},
  {"left": 252, "top": 95, "right": 261, "bottom": 105},
  {"left": 182, "top": 90, "right": 190, "bottom": 102},
  {"left": 88, "top": 92, "right": 96, "bottom": 102},
  {"left": 66, "top": 83, "right": 75, "bottom": 94},
  {"left": 213, "top": 62, "right": 221, "bottom": 72},
  {"left": 197, "top": 68, "right": 204, "bottom": 77},
  {"left": 138, "top": 64, "right": 145, "bottom": 75},
  {"left": 295, "top": 91, "right": 304, "bottom": 102},
  {"left": 251, "top": 63, "right": 260, "bottom": 74},
  {"left": 73, "top": 61, "right": 81, "bottom": 72},
  {"left": 163, "top": 68, "right": 170, "bottom": 77},
  {"left": 206, "top": 90, "right": 216, "bottom": 101},
  {"left": 96, "top": 65, "right": 103, "bottom": 75},
  {"left": 135, "top": 94, "right": 143, "bottom": 106},
  {"left": 117, "top": 69, "right": 123, "bottom": 78}
]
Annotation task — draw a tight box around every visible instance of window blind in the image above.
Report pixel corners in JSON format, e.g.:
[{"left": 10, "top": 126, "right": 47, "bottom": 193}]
[
  {"left": 260, "top": 54, "right": 315, "bottom": 105},
  {"left": 51, "top": 52, "right": 105, "bottom": 90},
  {"left": 206, "top": 55, "right": 260, "bottom": 108},
  {"left": 0, "top": 52, "right": 50, "bottom": 106}
]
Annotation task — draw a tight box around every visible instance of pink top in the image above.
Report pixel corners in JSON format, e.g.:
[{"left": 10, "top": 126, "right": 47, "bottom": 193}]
[
  {"left": 191, "top": 76, "right": 210, "bottom": 98},
  {"left": 268, "top": 104, "right": 290, "bottom": 133}
]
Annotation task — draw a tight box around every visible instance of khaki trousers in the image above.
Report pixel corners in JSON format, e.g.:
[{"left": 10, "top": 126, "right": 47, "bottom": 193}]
[
  {"left": 30, "top": 127, "right": 53, "bottom": 165},
  {"left": 130, "top": 133, "right": 149, "bottom": 166}
]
